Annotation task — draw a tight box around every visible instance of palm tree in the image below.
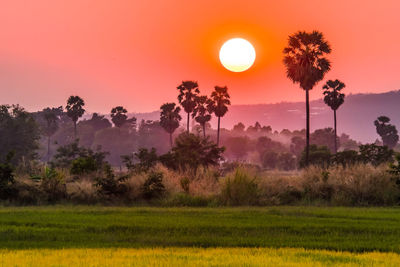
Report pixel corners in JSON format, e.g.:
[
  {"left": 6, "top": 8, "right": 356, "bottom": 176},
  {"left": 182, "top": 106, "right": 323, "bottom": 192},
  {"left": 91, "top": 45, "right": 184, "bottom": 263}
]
[
  {"left": 374, "top": 116, "right": 399, "bottom": 149},
  {"left": 177, "top": 81, "right": 200, "bottom": 132},
  {"left": 283, "top": 31, "right": 331, "bottom": 166},
  {"left": 42, "top": 106, "right": 63, "bottom": 161},
  {"left": 66, "top": 96, "right": 85, "bottom": 139},
  {"left": 322, "top": 79, "right": 345, "bottom": 154},
  {"left": 192, "top": 95, "right": 212, "bottom": 138},
  {"left": 208, "top": 86, "right": 231, "bottom": 146},
  {"left": 160, "top": 103, "right": 182, "bottom": 147},
  {"left": 111, "top": 106, "right": 128, "bottom": 128}
]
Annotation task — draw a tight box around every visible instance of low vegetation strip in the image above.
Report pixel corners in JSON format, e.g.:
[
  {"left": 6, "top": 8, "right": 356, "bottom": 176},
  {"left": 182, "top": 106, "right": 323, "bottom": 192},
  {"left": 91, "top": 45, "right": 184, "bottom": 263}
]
[
  {"left": 1, "top": 206, "right": 400, "bottom": 252},
  {"left": 1, "top": 247, "right": 400, "bottom": 267}
]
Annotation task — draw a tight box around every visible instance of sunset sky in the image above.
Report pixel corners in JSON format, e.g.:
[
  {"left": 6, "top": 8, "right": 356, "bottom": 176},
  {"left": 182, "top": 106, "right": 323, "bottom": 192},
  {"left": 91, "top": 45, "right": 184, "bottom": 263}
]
[{"left": 1, "top": 0, "right": 399, "bottom": 113}]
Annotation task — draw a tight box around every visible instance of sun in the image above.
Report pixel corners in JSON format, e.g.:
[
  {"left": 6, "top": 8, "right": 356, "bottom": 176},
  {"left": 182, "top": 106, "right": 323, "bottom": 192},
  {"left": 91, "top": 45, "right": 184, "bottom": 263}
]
[{"left": 219, "top": 38, "right": 256, "bottom": 72}]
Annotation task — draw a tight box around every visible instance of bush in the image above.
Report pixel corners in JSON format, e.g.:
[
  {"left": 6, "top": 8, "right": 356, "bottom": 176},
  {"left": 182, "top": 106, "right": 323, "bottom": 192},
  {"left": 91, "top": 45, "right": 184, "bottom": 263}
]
[
  {"left": 122, "top": 148, "right": 158, "bottom": 173},
  {"left": 163, "top": 133, "right": 224, "bottom": 174},
  {"left": 277, "top": 152, "right": 296, "bottom": 171},
  {"left": 51, "top": 140, "right": 108, "bottom": 173},
  {"left": 141, "top": 171, "right": 166, "bottom": 200},
  {"left": 300, "top": 167, "right": 334, "bottom": 202},
  {"left": 220, "top": 168, "right": 259, "bottom": 205},
  {"left": 300, "top": 164, "right": 399, "bottom": 205},
  {"left": 359, "top": 144, "right": 393, "bottom": 166},
  {"left": 299, "top": 145, "right": 331, "bottom": 168},
  {"left": 37, "top": 167, "right": 67, "bottom": 203},
  {"left": 68, "top": 179, "right": 98, "bottom": 204},
  {"left": 332, "top": 150, "right": 359, "bottom": 167},
  {"left": 261, "top": 151, "right": 278, "bottom": 169},
  {"left": 0, "top": 153, "right": 16, "bottom": 200},
  {"left": 94, "top": 164, "right": 127, "bottom": 199},
  {"left": 389, "top": 153, "right": 400, "bottom": 187},
  {"left": 70, "top": 156, "right": 98, "bottom": 175}
]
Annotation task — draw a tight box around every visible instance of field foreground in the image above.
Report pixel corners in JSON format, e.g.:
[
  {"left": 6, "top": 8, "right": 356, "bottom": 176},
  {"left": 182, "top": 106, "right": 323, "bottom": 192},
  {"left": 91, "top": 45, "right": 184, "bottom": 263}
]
[
  {"left": 1, "top": 206, "right": 400, "bottom": 266},
  {"left": 1, "top": 247, "right": 400, "bottom": 267}
]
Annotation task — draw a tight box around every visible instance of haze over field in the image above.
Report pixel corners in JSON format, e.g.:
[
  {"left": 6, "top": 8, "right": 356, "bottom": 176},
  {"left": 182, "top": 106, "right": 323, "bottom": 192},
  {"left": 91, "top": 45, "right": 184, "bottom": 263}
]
[{"left": 120, "top": 90, "right": 400, "bottom": 143}]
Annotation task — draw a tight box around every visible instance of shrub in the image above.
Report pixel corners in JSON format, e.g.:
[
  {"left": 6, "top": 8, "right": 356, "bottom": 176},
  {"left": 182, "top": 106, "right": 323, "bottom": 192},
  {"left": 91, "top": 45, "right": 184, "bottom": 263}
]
[
  {"left": 389, "top": 153, "right": 400, "bottom": 187},
  {"left": 67, "top": 179, "right": 98, "bottom": 204},
  {"left": 37, "top": 167, "right": 67, "bottom": 203},
  {"left": 359, "top": 144, "right": 393, "bottom": 166},
  {"left": 163, "top": 133, "right": 224, "bottom": 174},
  {"left": 300, "top": 167, "right": 334, "bottom": 202},
  {"left": 141, "top": 171, "right": 166, "bottom": 200},
  {"left": 300, "top": 164, "right": 399, "bottom": 205},
  {"left": 332, "top": 150, "right": 359, "bottom": 167},
  {"left": 261, "top": 151, "right": 278, "bottom": 169},
  {"left": 299, "top": 145, "right": 331, "bottom": 168},
  {"left": 70, "top": 156, "right": 98, "bottom": 175},
  {"left": 0, "top": 153, "right": 16, "bottom": 200},
  {"left": 277, "top": 152, "right": 296, "bottom": 171},
  {"left": 94, "top": 164, "right": 127, "bottom": 199},
  {"left": 51, "top": 140, "right": 108, "bottom": 173},
  {"left": 220, "top": 168, "right": 259, "bottom": 205},
  {"left": 122, "top": 148, "right": 158, "bottom": 173}
]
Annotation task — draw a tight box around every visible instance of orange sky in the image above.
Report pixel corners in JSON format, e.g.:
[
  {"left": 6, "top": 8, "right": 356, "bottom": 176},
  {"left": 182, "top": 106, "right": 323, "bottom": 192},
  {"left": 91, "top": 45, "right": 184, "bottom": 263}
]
[{"left": 1, "top": 0, "right": 400, "bottom": 113}]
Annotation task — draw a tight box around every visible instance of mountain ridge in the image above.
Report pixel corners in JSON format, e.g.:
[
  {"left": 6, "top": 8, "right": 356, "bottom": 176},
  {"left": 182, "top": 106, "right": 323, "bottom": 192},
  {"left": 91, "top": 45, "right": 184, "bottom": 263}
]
[{"left": 94, "top": 90, "right": 400, "bottom": 143}]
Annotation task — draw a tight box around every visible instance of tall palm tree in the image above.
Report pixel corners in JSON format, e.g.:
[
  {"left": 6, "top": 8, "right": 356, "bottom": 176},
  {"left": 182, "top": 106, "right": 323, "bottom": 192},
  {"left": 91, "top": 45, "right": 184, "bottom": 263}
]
[
  {"left": 66, "top": 96, "right": 85, "bottom": 139},
  {"left": 177, "top": 81, "right": 200, "bottom": 133},
  {"left": 42, "top": 106, "right": 63, "bottom": 161},
  {"left": 283, "top": 31, "right": 331, "bottom": 166},
  {"left": 322, "top": 79, "right": 345, "bottom": 154},
  {"left": 160, "top": 103, "right": 182, "bottom": 147},
  {"left": 192, "top": 95, "right": 212, "bottom": 138},
  {"left": 208, "top": 86, "right": 231, "bottom": 146}
]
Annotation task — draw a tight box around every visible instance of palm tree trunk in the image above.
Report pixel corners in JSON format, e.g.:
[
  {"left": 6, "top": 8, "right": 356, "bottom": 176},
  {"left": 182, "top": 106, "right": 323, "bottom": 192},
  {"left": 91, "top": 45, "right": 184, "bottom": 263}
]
[
  {"left": 187, "top": 112, "right": 190, "bottom": 133},
  {"left": 305, "top": 89, "right": 310, "bottom": 166},
  {"left": 217, "top": 116, "right": 221, "bottom": 146},
  {"left": 47, "top": 135, "right": 51, "bottom": 162},
  {"left": 202, "top": 123, "right": 206, "bottom": 138},
  {"left": 74, "top": 121, "right": 77, "bottom": 140},
  {"left": 169, "top": 132, "right": 173, "bottom": 148},
  {"left": 334, "top": 109, "right": 337, "bottom": 154}
]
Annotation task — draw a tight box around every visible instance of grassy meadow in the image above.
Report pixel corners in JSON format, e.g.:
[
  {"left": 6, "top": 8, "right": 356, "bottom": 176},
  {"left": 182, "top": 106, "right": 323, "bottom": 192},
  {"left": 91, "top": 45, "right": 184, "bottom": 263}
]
[{"left": 1, "top": 206, "right": 400, "bottom": 266}]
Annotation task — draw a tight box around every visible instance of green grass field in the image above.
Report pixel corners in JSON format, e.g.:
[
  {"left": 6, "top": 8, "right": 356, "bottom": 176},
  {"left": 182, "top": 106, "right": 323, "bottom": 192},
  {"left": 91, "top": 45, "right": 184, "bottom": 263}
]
[{"left": 1, "top": 206, "right": 400, "bottom": 266}]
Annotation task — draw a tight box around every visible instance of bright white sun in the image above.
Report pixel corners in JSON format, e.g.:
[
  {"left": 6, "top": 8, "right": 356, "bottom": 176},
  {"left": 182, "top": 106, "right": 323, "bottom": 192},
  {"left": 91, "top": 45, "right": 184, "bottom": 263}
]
[{"left": 219, "top": 38, "right": 256, "bottom": 72}]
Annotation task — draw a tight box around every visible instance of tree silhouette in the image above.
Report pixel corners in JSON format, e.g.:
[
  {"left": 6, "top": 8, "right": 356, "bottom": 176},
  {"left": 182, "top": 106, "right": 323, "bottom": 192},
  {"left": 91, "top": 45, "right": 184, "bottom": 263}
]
[
  {"left": 160, "top": 103, "right": 182, "bottom": 147},
  {"left": 374, "top": 116, "right": 399, "bottom": 148},
  {"left": 66, "top": 96, "right": 85, "bottom": 139},
  {"left": 283, "top": 31, "right": 331, "bottom": 166},
  {"left": 177, "top": 81, "right": 200, "bottom": 133},
  {"left": 233, "top": 122, "right": 245, "bottom": 133},
  {"left": 111, "top": 106, "right": 128, "bottom": 128},
  {"left": 85, "top": 113, "right": 112, "bottom": 131},
  {"left": 323, "top": 79, "right": 345, "bottom": 154},
  {"left": 192, "top": 95, "right": 212, "bottom": 138},
  {"left": 208, "top": 86, "right": 231, "bottom": 146},
  {"left": 42, "top": 106, "right": 63, "bottom": 161}
]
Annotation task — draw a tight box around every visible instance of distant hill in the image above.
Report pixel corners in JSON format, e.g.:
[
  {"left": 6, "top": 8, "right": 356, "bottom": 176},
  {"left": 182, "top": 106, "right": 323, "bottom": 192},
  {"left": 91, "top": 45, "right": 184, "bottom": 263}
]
[
  {"left": 219, "top": 90, "right": 400, "bottom": 143},
  {"left": 94, "top": 90, "right": 400, "bottom": 143}
]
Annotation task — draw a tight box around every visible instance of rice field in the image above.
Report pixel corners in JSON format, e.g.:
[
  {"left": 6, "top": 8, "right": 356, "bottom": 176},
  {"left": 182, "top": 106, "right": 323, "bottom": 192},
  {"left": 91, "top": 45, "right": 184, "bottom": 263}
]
[
  {"left": 2, "top": 248, "right": 400, "bottom": 267},
  {"left": 1, "top": 206, "right": 400, "bottom": 266}
]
